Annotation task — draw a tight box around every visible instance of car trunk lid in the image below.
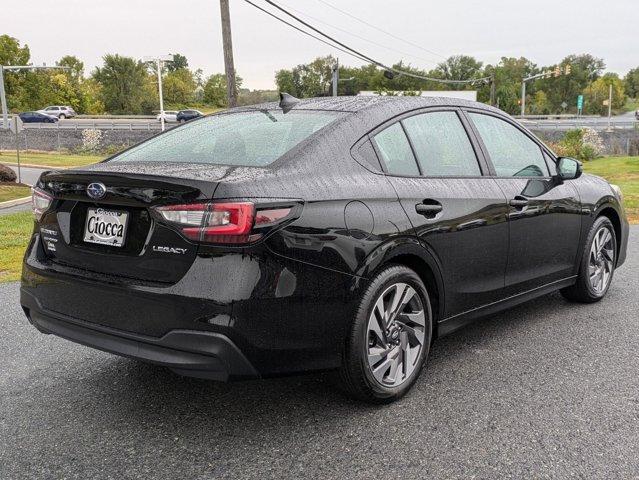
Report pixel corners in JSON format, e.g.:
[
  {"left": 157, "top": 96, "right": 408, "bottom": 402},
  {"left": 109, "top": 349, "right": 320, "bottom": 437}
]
[{"left": 36, "top": 163, "right": 228, "bottom": 283}]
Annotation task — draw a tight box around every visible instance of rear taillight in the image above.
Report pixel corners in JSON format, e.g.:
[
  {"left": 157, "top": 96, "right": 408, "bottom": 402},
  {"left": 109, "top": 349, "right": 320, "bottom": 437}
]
[
  {"left": 32, "top": 187, "right": 53, "bottom": 221},
  {"left": 155, "top": 202, "right": 292, "bottom": 244}
]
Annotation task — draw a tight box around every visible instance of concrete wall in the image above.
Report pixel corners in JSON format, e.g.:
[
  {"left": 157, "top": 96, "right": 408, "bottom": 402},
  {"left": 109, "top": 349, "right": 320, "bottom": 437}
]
[
  {"left": 0, "top": 128, "right": 159, "bottom": 153},
  {"left": 1, "top": 125, "right": 638, "bottom": 156}
]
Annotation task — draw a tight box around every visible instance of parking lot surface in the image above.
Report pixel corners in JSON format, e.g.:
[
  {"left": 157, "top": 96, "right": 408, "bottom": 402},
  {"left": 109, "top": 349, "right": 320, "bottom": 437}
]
[{"left": 1, "top": 227, "right": 637, "bottom": 479}]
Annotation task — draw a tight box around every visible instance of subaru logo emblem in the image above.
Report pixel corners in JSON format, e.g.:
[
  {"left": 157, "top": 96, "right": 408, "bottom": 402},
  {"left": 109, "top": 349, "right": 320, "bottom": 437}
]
[{"left": 87, "top": 182, "right": 107, "bottom": 200}]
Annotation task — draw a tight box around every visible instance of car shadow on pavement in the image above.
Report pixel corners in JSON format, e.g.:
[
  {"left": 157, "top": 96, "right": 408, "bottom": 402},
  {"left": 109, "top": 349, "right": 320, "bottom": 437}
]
[{"left": 32, "top": 290, "right": 584, "bottom": 422}]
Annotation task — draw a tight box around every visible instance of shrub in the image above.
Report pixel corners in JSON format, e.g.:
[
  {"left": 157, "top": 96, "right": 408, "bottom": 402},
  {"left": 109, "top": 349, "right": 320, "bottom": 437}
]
[
  {"left": 0, "top": 163, "right": 17, "bottom": 182},
  {"left": 554, "top": 128, "right": 604, "bottom": 161}
]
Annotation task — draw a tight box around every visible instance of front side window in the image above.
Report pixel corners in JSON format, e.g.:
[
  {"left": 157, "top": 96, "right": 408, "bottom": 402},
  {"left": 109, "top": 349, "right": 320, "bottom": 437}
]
[
  {"left": 111, "top": 110, "right": 342, "bottom": 167},
  {"left": 402, "top": 111, "right": 481, "bottom": 176},
  {"left": 469, "top": 113, "right": 548, "bottom": 177},
  {"left": 373, "top": 123, "right": 419, "bottom": 176}
]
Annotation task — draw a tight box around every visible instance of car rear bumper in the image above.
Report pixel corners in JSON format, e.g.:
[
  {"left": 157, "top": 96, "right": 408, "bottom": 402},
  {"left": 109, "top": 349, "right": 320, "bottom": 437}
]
[
  {"left": 21, "top": 288, "right": 259, "bottom": 381},
  {"left": 21, "top": 233, "right": 360, "bottom": 378}
]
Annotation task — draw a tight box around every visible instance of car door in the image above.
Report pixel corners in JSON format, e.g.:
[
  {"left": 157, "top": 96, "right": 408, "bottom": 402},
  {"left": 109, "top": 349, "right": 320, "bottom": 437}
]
[
  {"left": 465, "top": 110, "right": 582, "bottom": 295},
  {"left": 371, "top": 108, "right": 509, "bottom": 319}
]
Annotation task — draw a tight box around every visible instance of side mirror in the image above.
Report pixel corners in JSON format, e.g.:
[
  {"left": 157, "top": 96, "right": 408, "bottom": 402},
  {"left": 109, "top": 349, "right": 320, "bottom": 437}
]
[{"left": 557, "top": 157, "right": 583, "bottom": 181}]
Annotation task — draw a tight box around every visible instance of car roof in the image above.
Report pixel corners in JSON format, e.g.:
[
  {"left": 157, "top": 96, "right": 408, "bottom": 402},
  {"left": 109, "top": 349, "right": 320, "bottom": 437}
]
[{"left": 237, "top": 95, "right": 500, "bottom": 114}]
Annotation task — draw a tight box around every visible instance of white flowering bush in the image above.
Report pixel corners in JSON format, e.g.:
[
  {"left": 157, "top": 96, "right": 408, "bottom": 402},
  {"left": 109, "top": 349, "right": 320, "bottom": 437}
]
[{"left": 81, "top": 129, "right": 103, "bottom": 153}]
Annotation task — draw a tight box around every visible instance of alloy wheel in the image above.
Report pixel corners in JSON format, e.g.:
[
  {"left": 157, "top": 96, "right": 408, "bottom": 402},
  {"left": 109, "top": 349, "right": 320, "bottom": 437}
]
[
  {"left": 588, "top": 226, "right": 615, "bottom": 294},
  {"left": 366, "top": 282, "right": 426, "bottom": 387}
]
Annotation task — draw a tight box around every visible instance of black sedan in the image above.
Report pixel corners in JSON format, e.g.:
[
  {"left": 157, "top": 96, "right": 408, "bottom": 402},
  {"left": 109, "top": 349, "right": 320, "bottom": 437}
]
[
  {"left": 21, "top": 95, "right": 629, "bottom": 403},
  {"left": 176, "top": 109, "right": 203, "bottom": 123},
  {"left": 19, "top": 111, "right": 58, "bottom": 123}
]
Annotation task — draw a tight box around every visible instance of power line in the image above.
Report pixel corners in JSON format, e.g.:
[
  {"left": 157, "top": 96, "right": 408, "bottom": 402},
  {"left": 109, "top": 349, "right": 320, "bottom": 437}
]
[
  {"left": 277, "top": 0, "right": 441, "bottom": 65},
  {"left": 243, "top": 0, "right": 369, "bottom": 63},
  {"left": 261, "top": 0, "right": 491, "bottom": 85},
  {"left": 315, "top": 0, "right": 447, "bottom": 61}
]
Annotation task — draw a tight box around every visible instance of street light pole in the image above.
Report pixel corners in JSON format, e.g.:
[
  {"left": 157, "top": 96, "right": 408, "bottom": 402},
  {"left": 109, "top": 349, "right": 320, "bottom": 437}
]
[
  {"left": 157, "top": 59, "right": 166, "bottom": 131},
  {"left": 143, "top": 55, "right": 172, "bottom": 132},
  {"left": 0, "top": 65, "right": 70, "bottom": 130},
  {"left": 520, "top": 71, "right": 552, "bottom": 117},
  {"left": 0, "top": 67, "right": 8, "bottom": 129}
]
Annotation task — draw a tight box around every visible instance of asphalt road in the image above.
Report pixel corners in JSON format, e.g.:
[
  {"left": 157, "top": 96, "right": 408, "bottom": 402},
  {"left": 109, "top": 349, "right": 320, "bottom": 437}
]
[
  {"left": 1, "top": 228, "right": 638, "bottom": 479},
  {"left": 8, "top": 165, "right": 47, "bottom": 186}
]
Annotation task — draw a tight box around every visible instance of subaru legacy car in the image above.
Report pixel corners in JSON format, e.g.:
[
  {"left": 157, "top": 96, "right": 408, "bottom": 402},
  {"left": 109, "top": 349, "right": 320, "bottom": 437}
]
[{"left": 21, "top": 95, "right": 628, "bottom": 402}]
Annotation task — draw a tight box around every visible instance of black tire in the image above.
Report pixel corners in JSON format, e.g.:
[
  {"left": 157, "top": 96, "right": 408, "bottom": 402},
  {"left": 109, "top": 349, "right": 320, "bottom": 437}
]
[
  {"left": 59, "top": 114, "right": 66, "bottom": 120},
  {"left": 561, "top": 216, "right": 617, "bottom": 303},
  {"left": 338, "top": 264, "right": 432, "bottom": 403}
]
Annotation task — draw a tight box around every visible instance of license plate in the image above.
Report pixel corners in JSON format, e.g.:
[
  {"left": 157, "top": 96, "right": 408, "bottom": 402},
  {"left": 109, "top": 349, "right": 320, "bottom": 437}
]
[{"left": 83, "top": 207, "right": 129, "bottom": 247}]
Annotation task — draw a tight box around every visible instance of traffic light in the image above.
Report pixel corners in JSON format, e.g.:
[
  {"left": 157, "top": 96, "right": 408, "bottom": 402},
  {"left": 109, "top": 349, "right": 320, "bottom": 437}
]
[
  {"left": 565, "top": 64, "right": 572, "bottom": 75},
  {"left": 554, "top": 66, "right": 562, "bottom": 77}
]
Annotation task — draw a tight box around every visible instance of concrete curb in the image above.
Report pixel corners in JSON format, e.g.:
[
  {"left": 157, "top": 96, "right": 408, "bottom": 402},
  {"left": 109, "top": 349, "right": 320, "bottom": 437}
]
[{"left": 0, "top": 196, "right": 31, "bottom": 209}]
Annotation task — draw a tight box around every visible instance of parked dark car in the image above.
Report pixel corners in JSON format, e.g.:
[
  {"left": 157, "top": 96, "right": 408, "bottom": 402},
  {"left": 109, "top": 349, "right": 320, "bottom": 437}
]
[
  {"left": 21, "top": 96, "right": 629, "bottom": 403},
  {"left": 176, "top": 109, "right": 203, "bottom": 123},
  {"left": 19, "top": 111, "right": 58, "bottom": 123}
]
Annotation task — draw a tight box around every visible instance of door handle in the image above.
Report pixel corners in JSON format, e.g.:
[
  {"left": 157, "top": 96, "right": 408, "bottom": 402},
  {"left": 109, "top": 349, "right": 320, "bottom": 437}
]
[
  {"left": 509, "top": 196, "right": 529, "bottom": 208},
  {"left": 415, "top": 202, "right": 443, "bottom": 217}
]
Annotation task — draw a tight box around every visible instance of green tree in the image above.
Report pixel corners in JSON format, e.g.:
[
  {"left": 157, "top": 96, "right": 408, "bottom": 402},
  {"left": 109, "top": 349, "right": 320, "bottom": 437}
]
[
  {"left": 537, "top": 54, "right": 605, "bottom": 113},
  {"left": 163, "top": 68, "right": 196, "bottom": 106},
  {"left": 0, "top": 34, "right": 30, "bottom": 65},
  {"left": 275, "top": 56, "right": 334, "bottom": 98},
  {"left": 624, "top": 67, "right": 639, "bottom": 99},
  {"left": 57, "top": 55, "right": 84, "bottom": 81},
  {"left": 203, "top": 73, "right": 243, "bottom": 107},
  {"left": 583, "top": 73, "right": 625, "bottom": 115},
  {"left": 435, "top": 55, "right": 483, "bottom": 90},
  {"left": 92, "top": 54, "right": 152, "bottom": 114},
  {"left": 167, "top": 53, "right": 189, "bottom": 72},
  {"left": 0, "top": 35, "right": 31, "bottom": 112},
  {"left": 480, "top": 57, "right": 537, "bottom": 114},
  {"left": 531, "top": 90, "right": 550, "bottom": 114}
]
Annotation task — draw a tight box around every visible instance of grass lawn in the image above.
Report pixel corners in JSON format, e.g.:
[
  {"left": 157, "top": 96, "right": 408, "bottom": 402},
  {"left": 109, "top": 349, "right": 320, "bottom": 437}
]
[
  {"left": 0, "top": 151, "right": 102, "bottom": 168},
  {"left": 583, "top": 156, "right": 639, "bottom": 222},
  {"left": 0, "top": 184, "right": 31, "bottom": 203},
  {"left": 0, "top": 212, "right": 32, "bottom": 283}
]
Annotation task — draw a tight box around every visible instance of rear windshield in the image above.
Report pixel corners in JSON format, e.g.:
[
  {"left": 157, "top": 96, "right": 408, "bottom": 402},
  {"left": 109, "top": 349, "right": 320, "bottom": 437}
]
[{"left": 111, "top": 110, "right": 343, "bottom": 167}]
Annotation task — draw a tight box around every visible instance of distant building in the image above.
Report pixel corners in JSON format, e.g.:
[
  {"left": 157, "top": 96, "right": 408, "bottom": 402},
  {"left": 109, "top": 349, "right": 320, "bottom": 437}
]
[{"left": 358, "top": 90, "right": 478, "bottom": 101}]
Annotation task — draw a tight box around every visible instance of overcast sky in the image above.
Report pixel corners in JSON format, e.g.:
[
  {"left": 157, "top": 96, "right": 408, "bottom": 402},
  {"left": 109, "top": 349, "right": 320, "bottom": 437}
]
[{"left": 4, "top": 0, "right": 635, "bottom": 90}]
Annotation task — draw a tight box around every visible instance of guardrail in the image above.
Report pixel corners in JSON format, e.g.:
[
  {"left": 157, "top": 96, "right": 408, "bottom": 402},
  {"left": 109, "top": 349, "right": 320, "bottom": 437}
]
[
  {"left": 0, "top": 120, "right": 166, "bottom": 131},
  {"left": 514, "top": 114, "right": 600, "bottom": 120},
  {"left": 519, "top": 119, "right": 638, "bottom": 131}
]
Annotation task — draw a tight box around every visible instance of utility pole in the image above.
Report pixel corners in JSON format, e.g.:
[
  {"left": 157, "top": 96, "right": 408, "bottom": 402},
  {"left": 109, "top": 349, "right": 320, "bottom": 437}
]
[
  {"left": 332, "top": 58, "right": 339, "bottom": 97},
  {"left": 489, "top": 73, "right": 496, "bottom": 107},
  {"left": 220, "top": 0, "right": 238, "bottom": 108}
]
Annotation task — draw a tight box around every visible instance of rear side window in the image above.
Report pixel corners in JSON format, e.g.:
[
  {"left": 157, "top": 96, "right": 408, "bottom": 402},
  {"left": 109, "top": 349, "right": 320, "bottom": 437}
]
[
  {"left": 111, "top": 110, "right": 342, "bottom": 167},
  {"left": 402, "top": 111, "right": 481, "bottom": 176},
  {"left": 373, "top": 123, "right": 419, "bottom": 176},
  {"left": 469, "top": 113, "right": 548, "bottom": 177}
]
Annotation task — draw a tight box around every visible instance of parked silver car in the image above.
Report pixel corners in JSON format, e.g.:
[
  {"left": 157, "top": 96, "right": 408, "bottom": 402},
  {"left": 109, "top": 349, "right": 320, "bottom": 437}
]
[{"left": 37, "top": 106, "right": 77, "bottom": 119}]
